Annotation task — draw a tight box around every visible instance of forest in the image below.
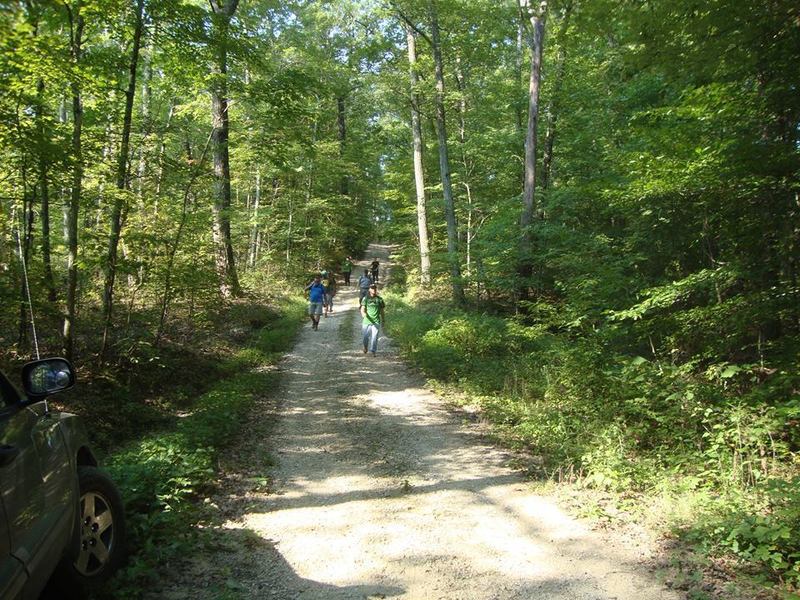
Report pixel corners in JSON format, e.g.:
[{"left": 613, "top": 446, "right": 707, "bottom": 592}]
[{"left": 1, "top": 0, "right": 798, "bottom": 597}]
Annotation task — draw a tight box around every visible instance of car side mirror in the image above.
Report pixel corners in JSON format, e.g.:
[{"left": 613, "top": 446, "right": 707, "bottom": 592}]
[{"left": 21, "top": 358, "right": 75, "bottom": 398}]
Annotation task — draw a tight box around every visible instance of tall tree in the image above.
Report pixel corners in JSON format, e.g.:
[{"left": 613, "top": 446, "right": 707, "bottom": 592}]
[
  {"left": 209, "top": 0, "right": 241, "bottom": 298},
  {"left": 453, "top": 54, "right": 477, "bottom": 277},
  {"left": 337, "top": 95, "right": 349, "bottom": 196},
  {"left": 34, "top": 81, "right": 57, "bottom": 305},
  {"left": 540, "top": 2, "right": 571, "bottom": 192},
  {"left": 63, "top": 0, "right": 85, "bottom": 361},
  {"left": 517, "top": 0, "right": 547, "bottom": 301},
  {"left": 405, "top": 23, "right": 431, "bottom": 286},
  {"left": 247, "top": 169, "right": 261, "bottom": 269},
  {"left": 101, "top": 0, "right": 146, "bottom": 358},
  {"left": 428, "top": 0, "right": 464, "bottom": 304},
  {"left": 514, "top": 0, "right": 527, "bottom": 191},
  {"left": 23, "top": 0, "right": 59, "bottom": 305},
  {"left": 17, "top": 157, "right": 34, "bottom": 348}
]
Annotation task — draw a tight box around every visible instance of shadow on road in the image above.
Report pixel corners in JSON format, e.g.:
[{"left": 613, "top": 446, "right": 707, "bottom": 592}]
[{"left": 151, "top": 243, "right": 676, "bottom": 600}]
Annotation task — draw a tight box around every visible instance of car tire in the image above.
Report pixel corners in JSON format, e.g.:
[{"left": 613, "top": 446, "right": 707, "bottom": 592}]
[{"left": 47, "top": 466, "right": 127, "bottom": 598}]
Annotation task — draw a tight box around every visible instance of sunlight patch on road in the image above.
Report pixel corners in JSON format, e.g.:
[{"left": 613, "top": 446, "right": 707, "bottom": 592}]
[
  {"left": 239, "top": 482, "right": 558, "bottom": 587},
  {"left": 368, "top": 388, "right": 438, "bottom": 415}
]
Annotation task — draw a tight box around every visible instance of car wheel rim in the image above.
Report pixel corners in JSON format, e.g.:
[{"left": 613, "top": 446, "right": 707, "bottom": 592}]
[{"left": 75, "top": 490, "right": 116, "bottom": 576}]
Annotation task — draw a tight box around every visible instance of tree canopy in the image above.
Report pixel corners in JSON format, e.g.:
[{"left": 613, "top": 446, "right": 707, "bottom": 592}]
[{"left": 1, "top": 0, "right": 798, "bottom": 590}]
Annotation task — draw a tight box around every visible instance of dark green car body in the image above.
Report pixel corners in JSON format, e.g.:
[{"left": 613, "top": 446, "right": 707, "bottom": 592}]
[{"left": 0, "top": 359, "right": 107, "bottom": 599}]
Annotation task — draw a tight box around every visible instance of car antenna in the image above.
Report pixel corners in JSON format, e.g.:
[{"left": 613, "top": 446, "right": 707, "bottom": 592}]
[
  {"left": 12, "top": 206, "right": 41, "bottom": 360},
  {"left": 13, "top": 206, "right": 49, "bottom": 411}
]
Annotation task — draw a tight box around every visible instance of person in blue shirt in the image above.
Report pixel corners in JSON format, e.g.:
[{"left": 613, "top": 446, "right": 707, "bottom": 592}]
[
  {"left": 305, "top": 274, "right": 325, "bottom": 330},
  {"left": 357, "top": 269, "right": 372, "bottom": 303}
]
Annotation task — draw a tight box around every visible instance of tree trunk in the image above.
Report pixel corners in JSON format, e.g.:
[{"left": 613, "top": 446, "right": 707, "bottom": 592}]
[
  {"left": 265, "top": 177, "right": 279, "bottom": 261},
  {"left": 429, "top": 0, "right": 464, "bottom": 304},
  {"left": 101, "top": 0, "right": 145, "bottom": 359},
  {"left": 248, "top": 170, "right": 261, "bottom": 269},
  {"left": 24, "top": 5, "right": 58, "bottom": 305},
  {"left": 63, "top": 4, "right": 85, "bottom": 361},
  {"left": 128, "top": 46, "right": 152, "bottom": 296},
  {"left": 541, "top": 3, "right": 572, "bottom": 193},
  {"left": 155, "top": 100, "right": 174, "bottom": 198},
  {"left": 17, "top": 0, "right": 51, "bottom": 316},
  {"left": 454, "top": 55, "right": 476, "bottom": 279},
  {"left": 405, "top": 24, "right": 431, "bottom": 287},
  {"left": 210, "top": 0, "right": 241, "bottom": 298},
  {"left": 337, "top": 96, "right": 348, "bottom": 196},
  {"left": 35, "top": 82, "right": 57, "bottom": 304},
  {"left": 518, "top": 0, "right": 547, "bottom": 301},
  {"left": 286, "top": 194, "right": 293, "bottom": 266},
  {"left": 17, "top": 166, "right": 34, "bottom": 349},
  {"left": 58, "top": 96, "right": 69, "bottom": 247},
  {"left": 515, "top": 1, "right": 526, "bottom": 191}
]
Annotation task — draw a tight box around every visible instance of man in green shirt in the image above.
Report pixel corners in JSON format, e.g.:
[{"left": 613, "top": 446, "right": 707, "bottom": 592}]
[
  {"left": 342, "top": 256, "right": 353, "bottom": 286},
  {"left": 360, "top": 283, "right": 385, "bottom": 354}
]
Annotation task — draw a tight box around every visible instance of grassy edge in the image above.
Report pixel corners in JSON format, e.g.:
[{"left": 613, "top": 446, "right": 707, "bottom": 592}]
[
  {"left": 97, "top": 296, "right": 306, "bottom": 598},
  {"left": 385, "top": 291, "right": 799, "bottom": 600}
]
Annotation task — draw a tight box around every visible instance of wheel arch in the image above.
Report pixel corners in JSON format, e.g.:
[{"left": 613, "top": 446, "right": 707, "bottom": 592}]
[
  {"left": 76, "top": 444, "right": 98, "bottom": 467},
  {"left": 55, "top": 412, "right": 97, "bottom": 468}
]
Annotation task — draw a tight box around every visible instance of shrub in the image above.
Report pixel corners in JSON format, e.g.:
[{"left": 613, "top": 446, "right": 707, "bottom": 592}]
[
  {"left": 101, "top": 297, "right": 303, "bottom": 597},
  {"left": 390, "top": 293, "right": 799, "bottom": 591},
  {"left": 105, "top": 370, "right": 277, "bottom": 596}
]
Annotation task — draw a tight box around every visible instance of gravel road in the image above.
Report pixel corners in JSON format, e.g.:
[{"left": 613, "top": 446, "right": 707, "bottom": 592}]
[{"left": 150, "top": 245, "right": 682, "bottom": 600}]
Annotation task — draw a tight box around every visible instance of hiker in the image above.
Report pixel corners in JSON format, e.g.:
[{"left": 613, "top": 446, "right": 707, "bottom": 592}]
[
  {"left": 358, "top": 269, "right": 372, "bottom": 303},
  {"left": 305, "top": 274, "right": 325, "bottom": 330},
  {"left": 342, "top": 256, "right": 353, "bottom": 286},
  {"left": 370, "top": 258, "right": 380, "bottom": 283},
  {"left": 360, "top": 283, "right": 385, "bottom": 355},
  {"left": 322, "top": 271, "right": 336, "bottom": 317}
]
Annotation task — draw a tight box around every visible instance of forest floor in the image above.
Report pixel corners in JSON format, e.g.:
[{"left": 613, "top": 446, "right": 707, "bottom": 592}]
[{"left": 145, "top": 245, "right": 684, "bottom": 600}]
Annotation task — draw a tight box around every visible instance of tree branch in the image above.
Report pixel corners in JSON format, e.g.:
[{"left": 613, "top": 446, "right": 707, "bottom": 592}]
[{"left": 388, "top": 1, "right": 432, "bottom": 46}]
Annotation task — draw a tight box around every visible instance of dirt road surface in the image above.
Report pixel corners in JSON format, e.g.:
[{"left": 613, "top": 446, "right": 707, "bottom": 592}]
[{"left": 151, "top": 245, "right": 682, "bottom": 600}]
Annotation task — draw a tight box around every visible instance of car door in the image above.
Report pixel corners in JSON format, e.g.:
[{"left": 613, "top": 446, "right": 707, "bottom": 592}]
[
  {"left": 0, "top": 493, "right": 27, "bottom": 600},
  {"left": 32, "top": 410, "right": 75, "bottom": 562},
  {"left": 0, "top": 374, "right": 40, "bottom": 598},
  {"left": 0, "top": 373, "right": 67, "bottom": 592}
]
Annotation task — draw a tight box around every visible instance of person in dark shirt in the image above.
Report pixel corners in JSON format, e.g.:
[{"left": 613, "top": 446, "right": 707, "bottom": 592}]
[
  {"left": 370, "top": 258, "right": 380, "bottom": 283},
  {"left": 322, "top": 271, "right": 336, "bottom": 317}
]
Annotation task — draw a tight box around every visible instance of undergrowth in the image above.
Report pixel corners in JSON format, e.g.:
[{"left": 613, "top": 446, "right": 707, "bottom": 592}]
[
  {"left": 386, "top": 292, "right": 800, "bottom": 596},
  {"left": 94, "top": 294, "right": 306, "bottom": 598}
]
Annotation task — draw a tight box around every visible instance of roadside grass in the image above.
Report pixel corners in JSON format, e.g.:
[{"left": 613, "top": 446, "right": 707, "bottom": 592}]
[
  {"left": 386, "top": 292, "right": 800, "bottom": 599},
  {"left": 95, "top": 294, "right": 306, "bottom": 598}
]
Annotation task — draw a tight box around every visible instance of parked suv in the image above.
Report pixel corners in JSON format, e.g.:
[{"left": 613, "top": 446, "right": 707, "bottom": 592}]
[{"left": 0, "top": 358, "right": 125, "bottom": 599}]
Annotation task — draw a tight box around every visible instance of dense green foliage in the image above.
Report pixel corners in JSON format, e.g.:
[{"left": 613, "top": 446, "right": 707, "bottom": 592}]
[
  {"left": 101, "top": 296, "right": 305, "bottom": 597},
  {"left": 389, "top": 293, "right": 799, "bottom": 591},
  {"left": 0, "top": 0, "right": 377, "bottom": 360},
  {"left": 376, "top": 1, "right": 798, "bottom": 592},
  {"left": 1, "top": 0, "right": 797, "bottom": 595}
]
